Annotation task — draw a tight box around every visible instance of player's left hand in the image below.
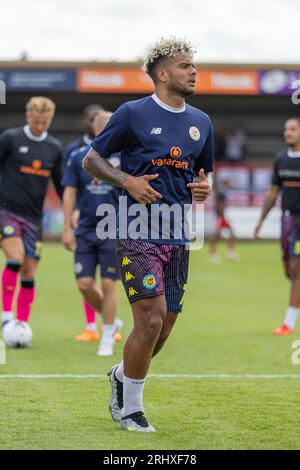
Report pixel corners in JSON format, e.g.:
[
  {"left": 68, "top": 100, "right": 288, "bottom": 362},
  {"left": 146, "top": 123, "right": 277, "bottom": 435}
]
[
  {"left": 62, "top": 228, "right": 76, "bottom": 252},
  {"left": 187, "top": 168, "right": 212, "bottom": 202}
]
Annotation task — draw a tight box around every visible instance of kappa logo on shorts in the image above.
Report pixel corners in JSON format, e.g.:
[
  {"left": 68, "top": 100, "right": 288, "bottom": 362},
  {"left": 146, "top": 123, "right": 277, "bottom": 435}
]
[
  {"left": 3, "top": 225, "right": 15, "bottom": 236},
  {"left": 124, "top": 271, "right": 135, "bottom": 282},
  {"left": 294, "top": 241, "right": 300, "bottom": 256},
  {"left": 128, "top": 287, "right": 138, "bottom": 297},
  {"left": 143, "top": 274, "right": 157, "bottom": 290},
  {"left": 122, "top": 257, "right": 132, "bottom": 267}
]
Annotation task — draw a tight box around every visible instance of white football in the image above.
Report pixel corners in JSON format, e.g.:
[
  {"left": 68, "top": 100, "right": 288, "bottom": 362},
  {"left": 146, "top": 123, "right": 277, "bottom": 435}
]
[{"left": 2, "top": 320, "right": 33, "bottom": 348}]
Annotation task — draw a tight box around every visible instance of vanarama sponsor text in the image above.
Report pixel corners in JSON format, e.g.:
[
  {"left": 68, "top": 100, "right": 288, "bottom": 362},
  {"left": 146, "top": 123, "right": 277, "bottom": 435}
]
[{"left": 151, "top": 158, "right": 188, "bottom": 169}]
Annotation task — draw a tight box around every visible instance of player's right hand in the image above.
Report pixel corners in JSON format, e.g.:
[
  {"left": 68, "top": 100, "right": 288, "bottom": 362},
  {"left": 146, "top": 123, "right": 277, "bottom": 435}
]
[
  {"left": 254, "top": 221, "right": 263, "bottom": 239},
  {"left": 187, "top": 168, "right": 212, "bottom": 202},
  {"left": 62, "top": 228, "right": 76, "bottom": 251},
  {"left": 122, "top": 174, "right": 163, "bottom": 205}
]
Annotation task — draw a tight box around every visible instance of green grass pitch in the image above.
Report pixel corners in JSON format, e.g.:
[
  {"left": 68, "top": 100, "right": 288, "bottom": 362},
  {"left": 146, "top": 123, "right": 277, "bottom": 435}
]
[{"left": 1, "top": 241, "right": 300, "bottom": 450}]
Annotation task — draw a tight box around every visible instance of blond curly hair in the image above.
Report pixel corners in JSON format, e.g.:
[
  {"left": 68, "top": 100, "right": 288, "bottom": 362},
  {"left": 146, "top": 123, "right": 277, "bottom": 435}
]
[
  {"left": 144, "top": 37, "right": 196, "bottom": 78},
  {"left": 26, "top": 96, "right": 56, "bottom": 115}
]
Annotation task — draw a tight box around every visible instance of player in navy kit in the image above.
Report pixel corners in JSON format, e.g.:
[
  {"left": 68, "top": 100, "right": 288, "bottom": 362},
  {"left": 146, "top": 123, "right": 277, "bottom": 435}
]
[
  {"left": 0, "top": 97, "right": 62, "bottom": 328},
  {"left": 255, "top": 118, "right": 300, "bottom": 336},
  {"left": 83, "top": 37, "right": 213, "bottom": 432},
  {"left": 64, "top": 104, "right": 106, "bottom": 242},
  {"left": 64, "top": 104, "right": 105, "bottom": 164},
  {"left": 62, "top": 111, "right": 122, "bottom": 356},
  {"left": 64, "top": 104, "right": 120, "bottom": 343}
]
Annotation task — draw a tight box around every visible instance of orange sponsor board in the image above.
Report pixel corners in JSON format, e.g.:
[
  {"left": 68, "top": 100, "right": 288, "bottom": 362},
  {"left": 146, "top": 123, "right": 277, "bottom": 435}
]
[
  {"left": 77, "top": 68, "right": 154, "bottom": 93},
  {"left": 196, "top": 70, "right": 259, "bottom": 94},
  {"left": 77, "top": 67, "right": 259, "bottom": 95}
]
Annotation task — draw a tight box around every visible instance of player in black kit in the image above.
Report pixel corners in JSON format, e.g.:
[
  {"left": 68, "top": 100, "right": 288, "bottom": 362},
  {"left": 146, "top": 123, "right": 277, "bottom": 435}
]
[
  {"left": 0, "top": 96, "right": 62, "bottom": 328},
  {"left": 254, "top": 117, "right": 300, "bottom": 335}
]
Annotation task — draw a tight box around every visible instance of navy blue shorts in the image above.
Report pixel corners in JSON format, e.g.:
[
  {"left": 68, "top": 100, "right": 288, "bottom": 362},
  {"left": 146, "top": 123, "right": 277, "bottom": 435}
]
[
  {"left": 74, "top": 235, "right": 120, "bottom": 280},
  {"left": 116, "top": 239, "right": 189, "bottom": 314},
  {"left": 0, "top": 209, "right": 42, "bottom": 260},
  {"left": 281, "top": 212, "right": 300, "bottom": 260}
]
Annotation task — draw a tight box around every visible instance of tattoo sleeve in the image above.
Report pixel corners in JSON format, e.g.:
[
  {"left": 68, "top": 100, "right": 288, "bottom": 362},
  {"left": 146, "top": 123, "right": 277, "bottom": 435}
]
[
  {"left": 260, "top": 186, "right": 279, "bottom": 221},
  {"left": 82, "top": 148, "right": 129, "bottom": 187}
]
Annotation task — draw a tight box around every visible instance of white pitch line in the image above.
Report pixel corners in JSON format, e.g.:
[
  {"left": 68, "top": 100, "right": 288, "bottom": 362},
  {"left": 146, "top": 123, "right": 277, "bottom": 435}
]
[{"left": 1, "top": 374, "right": 300, "bottom": 379}]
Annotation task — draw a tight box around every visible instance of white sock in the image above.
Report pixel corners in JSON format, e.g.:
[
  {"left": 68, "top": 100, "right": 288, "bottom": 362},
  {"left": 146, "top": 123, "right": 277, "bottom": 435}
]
[
  {"left": 284, "top": 306, "right": 299, "bottom": 329},
  {"left": 2, "top": 311, "right": 14, "bottom": 323},
  {"left": 116, "top": 361, "right": 124, "bottom": 382},
  {"left": 123, "top": 374, "right": 146, "bottom": 416},
  {"left": 114, "top": 318, "right": 123, "bottom": 331},
  {"left": 86, "top": 322, "right": 97, "bottom": 331},
  {"left": 98, "top": 324, "right": 115, "bottom": 353},
  {"left": 101, "top": 324, "right": 115, "bottom": 344},
  {"left": 102, "top": 324, "right": 115, "bottom": 335}
]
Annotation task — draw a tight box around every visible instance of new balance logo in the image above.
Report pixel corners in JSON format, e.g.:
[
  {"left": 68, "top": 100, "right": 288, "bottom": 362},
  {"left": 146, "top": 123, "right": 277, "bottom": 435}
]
[{"left": 150, "top": 127, "right": 162, "bottom": 135}]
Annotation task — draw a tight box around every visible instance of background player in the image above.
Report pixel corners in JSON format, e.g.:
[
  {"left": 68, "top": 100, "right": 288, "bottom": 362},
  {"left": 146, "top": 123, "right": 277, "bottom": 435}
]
[
  {"left": 62, "top": 111, "right": 122, "bottom": 356},
  {"left": 254, "top": 117, "right": 300, "bottom": 335},
  {"left": 83, "top": 37, "right": 213, "bottom": 432},
  {"left": 0, "top": 96, "right": 62, "bottom": 327},
  {"left": 209, "top": 179, "right": 239, "bottom": 263},
  {"left": 64, "top": 104, "right": 105, "bottom": 335},
  {"left": 64, "top": 104, "right": 105, "bottom": 164}
]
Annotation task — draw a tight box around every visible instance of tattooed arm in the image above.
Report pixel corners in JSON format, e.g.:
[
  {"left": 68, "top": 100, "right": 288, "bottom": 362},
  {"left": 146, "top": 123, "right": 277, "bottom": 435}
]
[
  {"left": 83, "top": 148, "right": 162, "bottom": 205},
  {"left": 254, "top": 185, "right": 280, "bottom": 238}
]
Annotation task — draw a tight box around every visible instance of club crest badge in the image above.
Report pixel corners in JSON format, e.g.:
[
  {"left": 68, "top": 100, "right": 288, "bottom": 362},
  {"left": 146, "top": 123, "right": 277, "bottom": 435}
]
[{"left": 189, "top": 126, "right": 200, "bottom": 141}]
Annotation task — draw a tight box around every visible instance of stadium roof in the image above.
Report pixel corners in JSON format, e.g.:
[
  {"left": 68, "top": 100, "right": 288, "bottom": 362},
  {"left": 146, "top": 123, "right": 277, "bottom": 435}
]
[{"left": 0, "top": 60, "right": 299, "bottom": 71}]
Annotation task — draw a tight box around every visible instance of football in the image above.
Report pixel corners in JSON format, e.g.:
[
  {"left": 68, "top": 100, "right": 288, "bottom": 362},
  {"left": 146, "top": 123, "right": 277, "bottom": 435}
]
[{"left": 2, "top": 320, "right": 33, "bottom": 348}]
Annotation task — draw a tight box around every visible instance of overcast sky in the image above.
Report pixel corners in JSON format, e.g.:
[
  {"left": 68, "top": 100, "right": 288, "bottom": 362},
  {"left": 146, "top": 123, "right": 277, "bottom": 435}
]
[{"left": 0, "top": 0, "right": 299, "bottom": 63}]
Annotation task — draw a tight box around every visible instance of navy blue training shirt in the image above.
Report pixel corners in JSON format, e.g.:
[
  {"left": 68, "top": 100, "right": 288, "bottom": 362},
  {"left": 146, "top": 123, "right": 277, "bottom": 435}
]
[
  {"left": 90, "top": 94, "right": 214, "bottom": 244},
  {"left": 62, "top": 145, "right": 121, "bottom": 238},
  {"left": 64, "top": 134, "right": 92, "bottom": 166}
]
